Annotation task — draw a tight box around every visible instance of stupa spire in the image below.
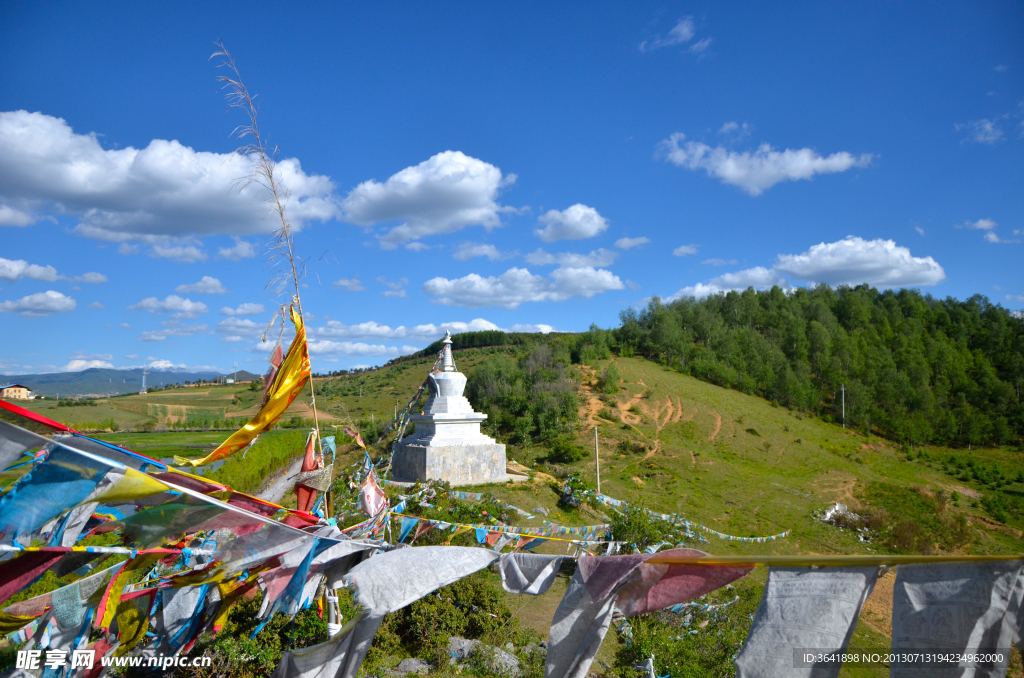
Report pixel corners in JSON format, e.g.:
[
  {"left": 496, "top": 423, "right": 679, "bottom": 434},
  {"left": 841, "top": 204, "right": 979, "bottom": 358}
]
[{"left": 441, "top": 330, "right": 455, "bottom": 372}]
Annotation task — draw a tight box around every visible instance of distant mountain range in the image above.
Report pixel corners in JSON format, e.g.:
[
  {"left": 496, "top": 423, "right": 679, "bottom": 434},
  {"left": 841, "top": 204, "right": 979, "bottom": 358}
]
[{"left": 0, "top": 367, "right": 260, "bottom": 398}]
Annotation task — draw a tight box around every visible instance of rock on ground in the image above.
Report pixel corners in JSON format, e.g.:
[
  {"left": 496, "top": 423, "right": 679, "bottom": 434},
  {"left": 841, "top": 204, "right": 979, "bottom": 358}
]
[{"left": 448, "top": 636, "right": 521, "bottom": 677}]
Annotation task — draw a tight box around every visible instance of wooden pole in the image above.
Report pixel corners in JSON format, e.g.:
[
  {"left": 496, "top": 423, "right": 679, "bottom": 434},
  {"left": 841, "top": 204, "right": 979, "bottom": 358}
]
[{"left": 595, "top": 427, "right": 600, "bottom": 493}]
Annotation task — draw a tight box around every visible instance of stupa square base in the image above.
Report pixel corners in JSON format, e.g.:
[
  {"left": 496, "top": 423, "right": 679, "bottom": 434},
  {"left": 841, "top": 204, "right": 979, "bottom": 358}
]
[{"left": 391, "top": 442, "right": 507, "bottom": 486}]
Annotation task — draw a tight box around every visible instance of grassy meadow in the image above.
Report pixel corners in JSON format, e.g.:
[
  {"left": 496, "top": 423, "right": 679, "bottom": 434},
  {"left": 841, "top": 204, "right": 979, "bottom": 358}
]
[{"left": 5, "top": 345, "right": 1023, "bottom": 677}]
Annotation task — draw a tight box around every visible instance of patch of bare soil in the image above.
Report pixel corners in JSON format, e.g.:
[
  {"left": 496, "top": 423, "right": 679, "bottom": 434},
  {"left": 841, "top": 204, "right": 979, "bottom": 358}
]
[
  {"left": 816, "top": 472, "right": 859, "bottom": 506},
  {"left": 617, "top": 392, "right": 645, "bottom": 426},
  {"left": 709, "top": 409, "right": 722, "bottom": 441},
  {"left": 860, "top": 569, "right": 895, "bottom": 636}
]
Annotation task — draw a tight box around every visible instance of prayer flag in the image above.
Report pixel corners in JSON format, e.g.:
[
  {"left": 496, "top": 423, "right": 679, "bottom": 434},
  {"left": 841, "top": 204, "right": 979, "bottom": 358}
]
[{"left": 176, "top": 306, "right": 311, "bottom": 467}]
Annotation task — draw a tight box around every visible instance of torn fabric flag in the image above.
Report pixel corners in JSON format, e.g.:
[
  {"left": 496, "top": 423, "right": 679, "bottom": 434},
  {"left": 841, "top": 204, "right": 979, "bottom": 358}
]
[
  {"left": 891, "top": 560, "right": 1024, "bottom": 677},
  {"left": 734, "top": 566, "right": 881, "bottom": 678},
  {"left": 499, "top": 553, "right": 563, "bottom": 595}
]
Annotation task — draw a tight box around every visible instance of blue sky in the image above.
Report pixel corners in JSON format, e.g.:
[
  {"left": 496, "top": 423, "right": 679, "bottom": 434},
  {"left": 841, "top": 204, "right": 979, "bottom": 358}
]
[{"left": 1, "top": 2, "right": 1021, "bottom": 375}]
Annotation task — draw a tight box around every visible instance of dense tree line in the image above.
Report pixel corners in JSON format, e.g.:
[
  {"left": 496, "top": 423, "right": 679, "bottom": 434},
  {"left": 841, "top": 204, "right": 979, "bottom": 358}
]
[
  {"left": 465, "top": 343, "right": 579, "bottom": 444},
  {"left": 612, "top": 285, "right": 1024, "bottom": 448}
]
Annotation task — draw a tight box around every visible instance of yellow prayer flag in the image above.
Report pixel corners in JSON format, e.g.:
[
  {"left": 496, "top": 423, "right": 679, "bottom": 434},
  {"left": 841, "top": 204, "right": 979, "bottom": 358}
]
[
  {"left": 176, "top": 306, "right": 311, "bottom": 468},
  {"left": 99, "top": 554, "right": 162, "bottom": 631},
  {"left": 86, "top": 468, "right": 171, "bottom": 505}
]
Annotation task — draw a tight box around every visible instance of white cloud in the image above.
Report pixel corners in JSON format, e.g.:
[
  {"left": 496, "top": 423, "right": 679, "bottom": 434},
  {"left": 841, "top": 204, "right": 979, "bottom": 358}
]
[
  {"left": 126, "top": 354, "right": 138, "bottom": 359},
  {"left": 150, "top": 245, "right": 207, "bottom": 263},
  {"left": 668, "top": 237, "right": 945, "bottom": 300},
  {"left": 915, "top": 226, "right": 925, "bottom": 236},
  {"left": 718, "top": 122, "right": 752, "bottom": 138},
  {"left": 300, "top": 339, "right": 414, "bottom": 359},
  {"left": 378, "top": 277, "right": 408, "bottom": 298},
  {"left": 404, "top": 242, "right": 431, "bottom": 252},
  {"left": 452, "top": 242, "right": 514, "bottom": 261},
  {"left": 775, "top": 237, "right": 945, "bottom": 286},
  {"left": 87, "top": 301, "right": 105, "bottom": 309},
  {"left": 138, "top": 323, "right": 209, "bottom": 342},
  {"left": 668, "top": 267, "right": 787, "bottom": 300},
  {"left": 423, "top": 265, "right": 624, "bottom": 308},
  {"left": 673, "top": 244, "right": 698, "bottom": 256},
  {"left": 175, "top": 276, "right": 228, "bottom": 295},
  {"left": 73, "top": 272, "right": 107, "bottom": 283},
  {"left": 702, "top": 258, "right": 737, "bottom": 266},
  {"left": 959, "top": 218, "right": 1018, "bottom": 244},
  {"left": 129, "top": 295, "right": 208, "bottom": 319},
  {"left": 640, "top": 17, "right": 698, "bottom": 52},
  {"left": 0, "top": 290, "right": 76, "bottom": 317},
  {"left": 216, "top": 317, "right": 263, "bottom": 340},
  {"left": 332, "top": 276, "right": 366, "bottom": 291},
  {"left": 311, "top": 318, "right": 502, "bottom": 342},
  {"left": 525, "top": 248, "right": 618, "bottom": 267},
  {"left": 0, "top": 257, "right": 59, "bottom": 282},
  {"left": 220, "top": 303, "right": 265, "bottom": 316},
  {"left": 147, "top": 359, "right": 188, "bottom": 370},
  {"left": 0, "top": 204, "right": 37, "bottom": 226},
  {"left": 956, "top": 118, "right": 1006, "bottom": 144},
  {"left": 659, "top": 132, "right": 873, "bottom": 195},
  {"left": 534, "top": 204, "right": 608, "bottom": 242},
  {"left": 509, "top": 323, "right": 555, "bottom": 333},
  {"left": 963, "top": 218, "right": 997, "bottom": 230},
  {"left": 216, "top": 237, "right": 258, "bottom": 261},
  {"left": 63, "top": 358, "right": 114, "bottom": 371},
  {"left": 689, "top": 38, "right": 712, "bottom": 54},
  {"left": 614, "top": 237, "right": 650, "bottom": 250},
  {"left": 0, "top": 110, "right": 339, "bottom": 242},
  {"left": 341, "top": 150, "right": 515, "bottom": 248}
]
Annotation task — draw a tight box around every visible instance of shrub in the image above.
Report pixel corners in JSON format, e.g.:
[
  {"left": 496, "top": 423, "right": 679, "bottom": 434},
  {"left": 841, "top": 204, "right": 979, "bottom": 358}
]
[
  {"left": 549, "top": 438, "right": 587, "bottom": 464},
  {"left": 611, "top": 504, "right": 669, "bottom": 551},
  {"left": 596, "top": 363, "right": 620, "bottom": 394}
]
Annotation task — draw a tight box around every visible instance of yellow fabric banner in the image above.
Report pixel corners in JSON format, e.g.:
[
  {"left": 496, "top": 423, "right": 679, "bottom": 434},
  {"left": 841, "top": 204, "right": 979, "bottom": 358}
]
[{"left": 175, "top": 306, "right": 311, "bottom": 468}]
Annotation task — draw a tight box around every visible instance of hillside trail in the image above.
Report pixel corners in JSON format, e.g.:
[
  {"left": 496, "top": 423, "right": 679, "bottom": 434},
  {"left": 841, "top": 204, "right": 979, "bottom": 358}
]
[{"left": 257, "top": 455, "right": 306, "bottom": 504}]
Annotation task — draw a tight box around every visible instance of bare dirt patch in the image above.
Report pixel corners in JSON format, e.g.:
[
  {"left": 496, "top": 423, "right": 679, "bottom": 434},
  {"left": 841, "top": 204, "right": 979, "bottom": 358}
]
[
  {"left": 709, "top": 409, "right": 722, "bottom": 441},
  {"left": 860, "top": 569, "right": 895, "bottom": 636}
]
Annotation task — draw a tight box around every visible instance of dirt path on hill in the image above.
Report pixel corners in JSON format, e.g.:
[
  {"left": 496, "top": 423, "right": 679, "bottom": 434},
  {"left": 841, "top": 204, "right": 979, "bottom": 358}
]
[{"left": 709, "top": 409, "right": 722, "bottom": 441}]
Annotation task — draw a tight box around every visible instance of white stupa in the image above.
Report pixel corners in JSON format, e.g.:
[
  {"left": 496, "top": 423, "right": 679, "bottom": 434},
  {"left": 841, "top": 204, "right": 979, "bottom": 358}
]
[{"left": 392, "top": 331, "right": 507, "bottom": 485}]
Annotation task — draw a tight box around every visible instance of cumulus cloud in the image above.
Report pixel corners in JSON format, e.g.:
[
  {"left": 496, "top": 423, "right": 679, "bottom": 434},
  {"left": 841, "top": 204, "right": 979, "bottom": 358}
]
[
  {"left": 0, "top": 290, "right": 76, "bottom": 317},
  {"left": 216, "top": 237, "right": 258, "bottom": 261},
  {"left": 341, "top": 151, "right": 515, "bottom": 248},
  {"left": 311, "top": 318, "right": 502, "bottom": 342},
  {"left": 73, "top": 272, "right": 107, "bottom": 283},
  {"left": 668, "top": 237, "right": 945, "bottom": 300},
  {"left": 509, "top": 323, "right": 555, "bottom": 333},
  {"left": 452, "top": 242, "right": 514, "bottom": 261},
  {"left": 673, "top": 244, "right": 698, "bottom": 256},
  {"left": 423, "top": 266, "right": 624, "bottom": 308},
  {"left": 525, "top": 248, "right": 618, "bottom": 267},
  {"left": 138, "top": 322, "right": 209, "bottom": 342},
  {"left": 150, "top": 245, "right": 207, "bottom": 263},
  {"left": 332, "top": 276, "right": 366, "bottom": 291},
  {"left": 640, "top": 17, "right": 711, "bottom": 53},
  {"left": 774, "top": 237, "right": 945, "bottom": 286},
  {"left": 216, "top": 317, "right": 263, "bottom": 342},
  {"left": 378, "top": 277, "right": 408, "bottom": 298},
  {"left": 534, "top": 204, "right": 608, "bottom": 242},
  {"left": 63, "top": 358, "right": 114, "bottom": 371},
  {"left": 963, "top": 218, "right": 997, "bottom": 230},
  {"left": 0, "top": 204, "right": 37, "bottom": 226},
  {"left": 0, "top": 257, "right": 59, "bottom": 282},
  {"left": 306, "top": 340, "right": 415, "bottom": 359},
  {"left": 405, "top": 242, "right": 431, "bottom": 252},
  {"left": 0, "top": 111, "right": 339, "bottom": 243},
  {"left": 129, "top": 295, "right": 208, "bottom": 319},
  {"left": 220, "top": 303, "right": 265, "bottom": 316},
  {"left": 668, "top": 267, "right": 787, "bottom": 300},
  {"left": 614, "top": 237, "right": 650, "bottom": 250},
  {"left": 659, "top": 132, "right": 873, "bottom": 195},
  {"left": 175, "top": 276, "right": 229, "bottom": 295}
]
